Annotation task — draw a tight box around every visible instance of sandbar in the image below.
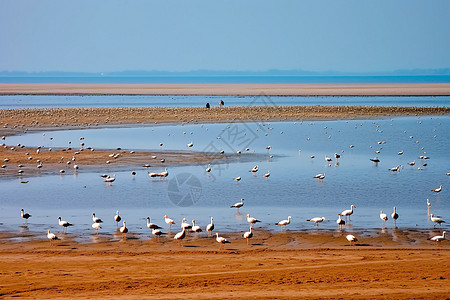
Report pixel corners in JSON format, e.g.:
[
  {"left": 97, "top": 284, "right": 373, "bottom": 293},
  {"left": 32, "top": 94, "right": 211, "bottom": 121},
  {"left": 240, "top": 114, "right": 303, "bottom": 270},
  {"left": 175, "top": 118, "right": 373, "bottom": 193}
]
[{"left": 1, "top": 82, "right": 450, "bottom": 96}]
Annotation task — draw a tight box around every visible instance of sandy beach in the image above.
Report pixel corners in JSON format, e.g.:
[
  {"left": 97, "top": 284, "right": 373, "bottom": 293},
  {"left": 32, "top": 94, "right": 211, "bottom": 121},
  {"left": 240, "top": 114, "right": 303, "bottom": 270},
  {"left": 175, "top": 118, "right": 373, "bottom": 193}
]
[
  {"left": 1, "top": 82, "right": 450, "bottom": 96},
  {"left": 0, "top": 229, "right": 449, "bottom": 299},
  {"left": 1, "top": 87, "right": 450, "bottom": 299}
]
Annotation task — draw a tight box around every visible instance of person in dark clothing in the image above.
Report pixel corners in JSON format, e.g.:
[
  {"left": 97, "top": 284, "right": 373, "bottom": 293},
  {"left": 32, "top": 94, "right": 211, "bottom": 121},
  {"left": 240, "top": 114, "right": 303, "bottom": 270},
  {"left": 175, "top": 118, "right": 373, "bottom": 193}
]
[
  {"left": 219, "top": 100, "right": 224, "bottom": 107},
  {"left": 205, "top": 102, "right": 210, "bottom": 108}
]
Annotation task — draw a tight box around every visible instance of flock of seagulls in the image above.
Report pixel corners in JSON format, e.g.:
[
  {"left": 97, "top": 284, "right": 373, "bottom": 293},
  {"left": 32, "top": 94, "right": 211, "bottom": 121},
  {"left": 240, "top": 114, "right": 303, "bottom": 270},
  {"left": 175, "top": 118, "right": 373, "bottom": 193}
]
[{"left": 25, "top": 192, "right": 446, "bottom": 246}]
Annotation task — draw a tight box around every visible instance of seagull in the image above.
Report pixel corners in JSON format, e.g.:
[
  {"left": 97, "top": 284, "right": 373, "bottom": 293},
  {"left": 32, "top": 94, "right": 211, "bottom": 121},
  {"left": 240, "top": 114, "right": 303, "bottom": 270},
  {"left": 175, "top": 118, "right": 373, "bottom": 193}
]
[
  {"left": 336, "top": 214, "right": 345, "bottom": 228},
  {"left": 47, "top": 229, "right": 58, "bottom": 242},
  {"left": 243, "top": 227, "right": 253, "bottom": 245},
  {"left": 380, "top": 210, "right": 388, "bottom": 225},
  {"left": 388, "top": 165, "right": 401, "bottom": 172},
  {"left": 92, "top": 222, "right": 102, "bottom": 234},
  {"left": 230, "top": 198, "right": 244, "bottom": 210},
  {"left": 20, "top": 209, "right": 31, "bottom": 224},
  {"left": 391, "top": 207, "right": 399, "bottom": 226},
  {"left": 275, "top": 216, "right": 292, "bottom": 229},
  {"left": 325, "top": 155, "right": 332, "bottom": 162},
  {"left": 206, "top": 217, "right": 214, "bottom": 236},
  {"left": 233, "top": 176, "right": 241, "bottom": 181},
  {"left": 370, "top": 157, "right": 380, "bottom": 163},
  {"left": 246, "top": 214, "right": 261, "bottom": 227},
  {"left": 186, "top": 142, "right": 194, "bottom": 148},
  {"left": 181, "top": 218, "right": 192, "bottom": 230},
  {"left": 57, "top": 217, "right": 73, "bottom": 233},
  {"left": 146, "top": 217, "right": 162, "bottom": 230},
  {"left": 346, "top": 234, "right": 358, "bottom": 246},
  {"left": 432, "top": 185, "right": 442, "bottom": 193},
  {"left": 408, "top": 160, "right": 415, "bottom": 166},
  {"left": 114, "top": 211, "right": 122, "bottom": 227},
  {"left": 339, "top": 205, "right": 356, "bottom": 221},
  {"left": 119, "top": 221, "right": 128, "bottom": 236},
  {"left": 397, "top": 150, "right": 404, "bottom": 155},
  {"left": 216, "top": 233, "right": 230, "bottom": 249},
  {"left": 313, "top": 173, "right": 325, "bottom": 179},
  {"left": 174, "top": 227, "right": 186, "bottom": 243},
  {"left": 249, "top": 165, "right": 259, "bottom": 173},
  {"left": 428, "top": 231, "right": 446, "bottom": 244},
  {"left": 92, "top": 213, "right": 103, "bottom": 223},
  {"left": 430, "top": 214, "right": 446, "bottom": 227},
  {"left": 152, "top": 228, "right": 163, "bottom": 237},
  {"left": 263, "top": 171, "right": 270, "bottom": 178},
  {"left": 164, "top": 215, "right": 175, "bottom": 230},
  {"left": 159, "top": 168, "right": 168, "bottom": 177},
  {"left": 334, "top": 153, "right": 341, "bottom": 159},
  {"left": 205, "top": 164, "right": 211, "bottom": 172},
  {"left": 104, "top": 174, "right": 116, "bottom": 183},
  {"left": 191, "top": 220, "right": 202, "bottom": 232},
  {"left": 307, "top": 217, "right": 326, "bottom": 226}
]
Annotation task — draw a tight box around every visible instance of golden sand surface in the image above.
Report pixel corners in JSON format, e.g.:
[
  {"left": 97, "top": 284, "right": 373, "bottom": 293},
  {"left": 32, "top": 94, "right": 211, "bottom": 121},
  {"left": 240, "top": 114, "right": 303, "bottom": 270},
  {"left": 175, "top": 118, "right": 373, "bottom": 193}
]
[
  {"left": 1, "top": 82, "right": 450, "bottom": 95},
  {"left": 0, "top": 229, "right": 449, "bottom": 299}
]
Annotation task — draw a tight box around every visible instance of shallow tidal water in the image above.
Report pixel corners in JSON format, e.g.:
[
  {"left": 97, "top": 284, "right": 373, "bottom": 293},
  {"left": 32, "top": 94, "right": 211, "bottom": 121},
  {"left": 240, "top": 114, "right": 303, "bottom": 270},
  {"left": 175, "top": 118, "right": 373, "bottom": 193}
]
[{"left": 1, "top": 116, "right": 449, "bottom": 240}]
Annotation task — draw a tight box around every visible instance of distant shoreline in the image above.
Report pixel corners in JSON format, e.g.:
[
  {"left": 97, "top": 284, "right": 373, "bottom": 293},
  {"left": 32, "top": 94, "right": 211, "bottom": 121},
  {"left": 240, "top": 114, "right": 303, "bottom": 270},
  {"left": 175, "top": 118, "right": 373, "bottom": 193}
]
[{"left": 1, "top": 83, "right": 450, "bottom": 96}]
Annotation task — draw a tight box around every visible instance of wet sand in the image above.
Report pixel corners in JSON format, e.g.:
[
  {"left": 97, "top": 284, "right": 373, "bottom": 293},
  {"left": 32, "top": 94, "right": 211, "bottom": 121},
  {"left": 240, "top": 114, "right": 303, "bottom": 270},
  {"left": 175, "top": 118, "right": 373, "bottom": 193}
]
[
  {"left": 1, "top": 106, "right": 449, "bottom": 137},
  {"left": 1, "top": 82, "right": 450, "bottom": 96},
  {"left": 0, "top": 145, "right": 231, "bottom": 177},
  {"left": 0, "top": 229, "right": 449, "bottom": 299}
]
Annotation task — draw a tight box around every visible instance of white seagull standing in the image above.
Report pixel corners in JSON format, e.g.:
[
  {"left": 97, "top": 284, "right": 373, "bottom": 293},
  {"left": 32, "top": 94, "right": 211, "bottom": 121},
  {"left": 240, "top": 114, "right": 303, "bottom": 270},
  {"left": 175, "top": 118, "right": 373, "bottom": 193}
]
[
  {"left": 339, "top": 205, "right": 356, "bottom": 221},
  {"left": 230, "top": 198, "right": 244, "bottom": 211},
  {"left": 337, "top": 214, "right": 345, "bottom": 228},
  {"left": 164, "top": 215, "right": 175, "bottom": 231},
  {"left": 146, "top": 217, "right": 162, "bottom": 230},
  {"left": 246, "top": 213, "right": 261, "bottom": 227},
  {"left": 47, "top": 229, "right": 58, "bottom": 242},
  {"left": 243, "top": 227, "right": 253, "bottom": 245},
  {"left": 430, "top": 214, "right": 446, "bottom": 227},
  {"left": 114, "top": 211, "right": 122, "bottom": 227},
  {"left": 92, "top": 213, "right": 103, "bottom": 223},
  {"left": 250, "top": 165, "right": 259, "bottom": 174},
  {"left": 380, "top": 210, "right": 388, "bottom": 226},
  {"left": 181, "top": 218, "right": 192, "bottom": 230},
  {"left": 391, "top": 207, "right": 399, "bottom": 226},
  {"left": 216, "top": 232, "right": 230, "bottom": 249},
  {"left": 57, "top": 217, "right": 73, "bottom": 233},
  {"left": 206, "top": 217, "right": 214, "bottom": 236},
  {"left": 92, "top": 222, "right": 102, "bottom": 234},
  {"left": 20, "top": 209, "right": 31, "bottom": 224},
  {"left": 307, "top": 217, "right": 326, "bottom": 226},
  {"left": 346, "top": 234, "right": 358, "bottom": 246},
  {"left": 275, "top": 216, "right": 292, "bottom": 230},
  {"left": 174, "top": 227, "right": 186, "bottom": 244},
  {"left": 191, "top": 219, "right": 202, "bottom": 232},
  {"left": 428, "top": 231, "right": 446, "bottom": 245},
  {"left": 119, "top": 221, "right": 128, "bottom": 237}
]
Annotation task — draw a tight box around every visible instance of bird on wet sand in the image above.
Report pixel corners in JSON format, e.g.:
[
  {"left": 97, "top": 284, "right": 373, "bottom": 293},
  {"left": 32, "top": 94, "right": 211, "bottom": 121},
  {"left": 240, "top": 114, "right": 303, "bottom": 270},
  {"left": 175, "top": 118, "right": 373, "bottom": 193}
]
[
  {"left": 428, "top": 231, "right": 446, "bottom": 245},
  {"left": 216, "top": 233, "right": 231, "bottom": 249},
  {"left": 206, "top": 217, "right": 214, "bottom": 236},
  {"left": 243, "top": 227, "right": 253, "bottom": 245},
  {"left": 346, "top": 234, "right": 358, "bottom": 246}
]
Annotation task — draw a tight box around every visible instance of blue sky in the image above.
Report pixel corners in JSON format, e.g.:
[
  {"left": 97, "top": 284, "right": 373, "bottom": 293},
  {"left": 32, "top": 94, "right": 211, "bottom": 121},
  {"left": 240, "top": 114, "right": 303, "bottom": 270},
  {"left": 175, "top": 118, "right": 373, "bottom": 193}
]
[{"left": 0, "top": 0, "right": 449, "bottom": 73}]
